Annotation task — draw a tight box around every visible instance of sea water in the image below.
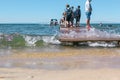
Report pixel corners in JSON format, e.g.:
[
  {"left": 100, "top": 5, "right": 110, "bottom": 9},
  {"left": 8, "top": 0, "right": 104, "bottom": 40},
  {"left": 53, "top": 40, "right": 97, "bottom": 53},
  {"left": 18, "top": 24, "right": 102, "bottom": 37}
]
[
  {"left": 0, "top": 23, "right": 120, "bottom": 69},
  {"left": 0, "top": 23, "right": 120, "bottom": 48},
  {"left": 0, "top": 24, "right": 60, "bottom": 48}
]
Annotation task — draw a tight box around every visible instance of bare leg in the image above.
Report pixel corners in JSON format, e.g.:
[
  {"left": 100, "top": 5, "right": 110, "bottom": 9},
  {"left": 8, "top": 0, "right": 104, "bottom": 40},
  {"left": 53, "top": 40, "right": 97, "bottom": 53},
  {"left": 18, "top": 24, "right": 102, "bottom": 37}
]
[{"left": 86, "top": 19, "right": 91, "bottom": 31}]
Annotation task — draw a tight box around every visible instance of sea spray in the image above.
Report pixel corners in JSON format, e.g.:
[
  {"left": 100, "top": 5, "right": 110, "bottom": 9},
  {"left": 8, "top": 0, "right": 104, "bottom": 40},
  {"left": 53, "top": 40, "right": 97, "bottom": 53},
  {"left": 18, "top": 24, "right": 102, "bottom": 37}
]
[
  {"left": 59, "top": 27, "right": 120, "bottom": 47},
  {"left": 60, "top": 27, "right": 120, "bottom": 39},
  {"left": 0, "top": 34, "right": 60, "bottom": 48},
  {"left": 23, "top": 35, "right": 41, "bottom": 46},
  {"left": 43, "top": 31, "right": 61, "bottom": 45},
  {"left": 88, "top": 42, "right": 116, "bottom": 47}
]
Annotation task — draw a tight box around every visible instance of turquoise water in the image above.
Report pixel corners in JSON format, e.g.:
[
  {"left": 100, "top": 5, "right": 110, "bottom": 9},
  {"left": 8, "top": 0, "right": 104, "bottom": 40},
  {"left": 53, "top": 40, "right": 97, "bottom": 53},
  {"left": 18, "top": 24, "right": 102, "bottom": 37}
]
[
  {"left": 0, "top": 24, "right": 59, "bottom": 35},
  {"left": 0, "top": 24, "right": 59, "bottom": 48},
  {"left": 0, "top": 23, "right": 120, "bottom": 48},
  {"left": 0, "top": 24, "right": 120, "bottom": 35}
]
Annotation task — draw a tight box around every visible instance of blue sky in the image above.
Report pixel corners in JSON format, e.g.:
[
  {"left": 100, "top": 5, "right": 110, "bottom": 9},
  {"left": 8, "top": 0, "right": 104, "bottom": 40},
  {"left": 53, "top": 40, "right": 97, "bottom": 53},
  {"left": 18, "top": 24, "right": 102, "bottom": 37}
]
[{"left": 0, "top": 0, "right": 120, "bottom": 23}]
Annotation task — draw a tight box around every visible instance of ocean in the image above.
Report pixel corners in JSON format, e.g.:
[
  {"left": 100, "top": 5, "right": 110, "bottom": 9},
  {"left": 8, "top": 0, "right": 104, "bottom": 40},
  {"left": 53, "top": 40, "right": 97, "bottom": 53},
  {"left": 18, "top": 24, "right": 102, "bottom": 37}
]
[
  {"left": 0, "top": 23, "right": 120, "bottom": 69},
  {"left": 0, "top": 23, "right": 120, "bottom": 48},
  {"left": 0, "top": 24, "right": 60, "bottom": 48}
]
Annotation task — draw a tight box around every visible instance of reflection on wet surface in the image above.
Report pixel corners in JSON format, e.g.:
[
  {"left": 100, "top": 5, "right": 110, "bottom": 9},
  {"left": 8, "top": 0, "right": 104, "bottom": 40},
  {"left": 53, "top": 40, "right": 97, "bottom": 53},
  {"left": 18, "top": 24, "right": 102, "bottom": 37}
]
[
  {"left": 0, "top": 47, "right": 120, "bottom": 70},
  {"left": 0, "top": 55, "right": 120, "bottom": 70}
]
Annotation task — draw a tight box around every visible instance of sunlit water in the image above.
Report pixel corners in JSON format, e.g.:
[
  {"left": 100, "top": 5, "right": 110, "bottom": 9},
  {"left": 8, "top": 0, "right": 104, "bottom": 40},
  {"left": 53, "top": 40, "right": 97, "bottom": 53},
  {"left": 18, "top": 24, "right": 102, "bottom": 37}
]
[{"left": 0, "top": 23, "right": 120, "bottom": 69}]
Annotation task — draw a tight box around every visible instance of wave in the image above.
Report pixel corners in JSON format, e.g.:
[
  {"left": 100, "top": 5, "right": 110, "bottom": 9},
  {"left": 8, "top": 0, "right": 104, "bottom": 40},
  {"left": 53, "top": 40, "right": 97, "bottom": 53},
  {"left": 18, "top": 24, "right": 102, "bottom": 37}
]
[
  {"left": 59, "top": 27, "right": 120, "bottom": 47},
  {"left": 0, "top": 27, "right": 120, "bottom": 48},
  {"left": 0, "top": 33, "right": 61, "bottom": 48},
  {"left": 59, "top": 27, "right": 120, "bottom": 39}
]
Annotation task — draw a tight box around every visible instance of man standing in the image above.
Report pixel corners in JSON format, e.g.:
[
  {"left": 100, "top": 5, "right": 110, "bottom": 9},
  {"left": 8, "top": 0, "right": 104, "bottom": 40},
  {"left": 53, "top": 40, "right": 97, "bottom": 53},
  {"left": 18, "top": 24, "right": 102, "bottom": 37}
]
[
  {"left": 65, "top": 4, "right": 72, "bottom": 27},
  {"left": 85, "top": 0, "right": 92, "bottom": 30},
  {"left": 75, "top": 5, "right": 81, "bottom": 27}
]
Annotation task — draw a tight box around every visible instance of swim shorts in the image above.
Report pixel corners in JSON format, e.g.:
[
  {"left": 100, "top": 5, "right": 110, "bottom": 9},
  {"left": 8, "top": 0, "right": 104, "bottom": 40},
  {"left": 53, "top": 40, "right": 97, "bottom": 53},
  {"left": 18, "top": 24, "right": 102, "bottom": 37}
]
[{"left": 86, "top": 12, "right": 91, "bottom": 20}]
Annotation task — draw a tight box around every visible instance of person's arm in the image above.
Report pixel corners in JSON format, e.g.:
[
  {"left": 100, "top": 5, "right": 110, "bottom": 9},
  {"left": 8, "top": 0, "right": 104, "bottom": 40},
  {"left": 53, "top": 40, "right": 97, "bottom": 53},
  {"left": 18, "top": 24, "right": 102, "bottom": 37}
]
[{"left": 89, "top": 3, "right": 92, "bottom": 12}]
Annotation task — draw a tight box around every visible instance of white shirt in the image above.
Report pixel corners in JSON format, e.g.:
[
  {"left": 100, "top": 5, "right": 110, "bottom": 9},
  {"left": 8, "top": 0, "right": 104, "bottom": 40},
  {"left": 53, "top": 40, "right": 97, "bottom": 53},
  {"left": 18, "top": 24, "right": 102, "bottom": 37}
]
[{"left": 85, "top": 0, "right": 92, "bottom": 12}]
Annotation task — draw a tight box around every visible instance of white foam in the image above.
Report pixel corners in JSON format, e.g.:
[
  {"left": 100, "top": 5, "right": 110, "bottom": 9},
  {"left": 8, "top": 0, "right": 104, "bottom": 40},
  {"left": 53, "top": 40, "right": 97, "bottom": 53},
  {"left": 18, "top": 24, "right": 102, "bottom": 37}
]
[
  {"left": 23, "top": 35, "right": 41, "bottom": 46},
  {"left": 43, "top": 33, "right": 61, "bottom": 45},
  {"left": 88, "top": 42, "right": 116, "bottom": 47},
  {"left": 60, "top": 27, "right": 120, "bottom": 39},
  {"left": 59, "top": 27, "right": 120, "bottom": 47}
]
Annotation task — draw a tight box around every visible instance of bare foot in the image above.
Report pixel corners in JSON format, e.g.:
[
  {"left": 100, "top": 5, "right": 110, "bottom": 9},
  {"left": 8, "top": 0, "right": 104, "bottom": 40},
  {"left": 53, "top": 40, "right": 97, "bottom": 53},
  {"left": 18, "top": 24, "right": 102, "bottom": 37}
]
[{"left": 86, "top": 26, "right": 91, "bottom": 31}]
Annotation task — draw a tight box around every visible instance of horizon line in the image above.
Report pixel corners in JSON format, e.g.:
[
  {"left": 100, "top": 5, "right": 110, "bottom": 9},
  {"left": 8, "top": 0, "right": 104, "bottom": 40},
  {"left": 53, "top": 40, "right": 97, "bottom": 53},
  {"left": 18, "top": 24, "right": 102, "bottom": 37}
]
[{"left": 0, "top": 22, "right": 120, "bottom": 24}]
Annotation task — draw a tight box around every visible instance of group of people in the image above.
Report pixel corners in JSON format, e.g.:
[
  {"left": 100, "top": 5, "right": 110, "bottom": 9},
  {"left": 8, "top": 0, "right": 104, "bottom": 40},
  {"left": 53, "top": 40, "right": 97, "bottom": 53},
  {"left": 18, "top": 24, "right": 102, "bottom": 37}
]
[
  {"left": 60, "top": 0, "right": 92, "bottom": 30},
  {"left": 50, "top": 19, "right": 58, "bottom": 26},
  {"left": 60, "top": 4, "right": 81, "bottom": 27}
]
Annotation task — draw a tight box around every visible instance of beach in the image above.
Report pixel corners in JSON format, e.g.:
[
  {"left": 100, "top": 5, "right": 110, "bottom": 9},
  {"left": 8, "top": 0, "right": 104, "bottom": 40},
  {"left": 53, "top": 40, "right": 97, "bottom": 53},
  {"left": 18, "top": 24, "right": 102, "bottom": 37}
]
[
  {"left": 0, "top": 24, "right": 120, "bottom": 80},
  {"left": 0, "top": 0, "right": 120, "bottom": 78},
  {"left": 0, "top": 68, "right": 120, "bottom": 80},
  {"left": 0, "top": 48, "right": 120, "bottom": 80}
]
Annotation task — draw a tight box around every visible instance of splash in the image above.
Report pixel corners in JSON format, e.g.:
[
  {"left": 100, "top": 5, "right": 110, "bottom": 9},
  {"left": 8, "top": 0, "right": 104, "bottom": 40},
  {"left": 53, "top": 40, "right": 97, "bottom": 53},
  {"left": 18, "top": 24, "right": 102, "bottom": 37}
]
[
  {"left": 23, "top": 34, "right": 61, "bottom": 46},
  {"left": 0, "top": 33, "right": 60, "bottom": 48},
  {"left": 88, "top": 42, "right": 116, "bottom": 47},
  {"left": 23, "top": 35, "right": 41, "bottom": 46},
  {"left": 43, "top": 32, "right": 61, "bottom": 45},
  {"left": 59, "top": 27, "right": 120, "bottom": 47},
  {"left": 60, "top": 27, "right": 120, "bottom": 39}
]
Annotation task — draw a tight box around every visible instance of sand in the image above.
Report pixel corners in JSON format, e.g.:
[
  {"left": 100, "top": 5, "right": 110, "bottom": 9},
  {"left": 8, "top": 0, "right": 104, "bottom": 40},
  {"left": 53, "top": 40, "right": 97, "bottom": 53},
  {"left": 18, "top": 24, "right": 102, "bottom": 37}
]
[
  {"left": 0, "top": 48, "right": 120, "bottom": 80},
  {"left": 0, "top": 68, "right": 120, "bottom": 80}
]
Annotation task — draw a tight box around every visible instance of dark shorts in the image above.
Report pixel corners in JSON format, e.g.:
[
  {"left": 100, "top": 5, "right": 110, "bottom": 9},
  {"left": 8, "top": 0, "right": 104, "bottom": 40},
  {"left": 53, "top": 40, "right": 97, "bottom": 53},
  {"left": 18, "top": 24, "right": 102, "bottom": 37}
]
[
  {"left": 76, "top": 16, "right": 80, "bottom": 22},
  {"left": 66, "top": 15, "right": 71, "bottom": 22},
  {"left": 86, "top": 12, "right": 91, "bottom": 20}
]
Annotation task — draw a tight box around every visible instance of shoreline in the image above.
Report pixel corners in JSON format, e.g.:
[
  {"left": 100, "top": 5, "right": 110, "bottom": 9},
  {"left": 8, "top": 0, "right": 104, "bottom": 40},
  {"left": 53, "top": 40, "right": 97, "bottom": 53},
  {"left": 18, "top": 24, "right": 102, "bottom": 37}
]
[
  {"left": 0, "top": 48, "right": 120, "bottom": 70},
  {"left": 0, "top": 48, "right": 120, "bottom": 80}
]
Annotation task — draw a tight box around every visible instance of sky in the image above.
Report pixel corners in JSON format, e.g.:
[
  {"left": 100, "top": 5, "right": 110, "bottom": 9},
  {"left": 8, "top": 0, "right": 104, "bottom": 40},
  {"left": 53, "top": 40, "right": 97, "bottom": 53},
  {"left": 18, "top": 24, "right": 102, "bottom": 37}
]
[{"left": 0, "top": 0, "right": 120, "bottom": 23}]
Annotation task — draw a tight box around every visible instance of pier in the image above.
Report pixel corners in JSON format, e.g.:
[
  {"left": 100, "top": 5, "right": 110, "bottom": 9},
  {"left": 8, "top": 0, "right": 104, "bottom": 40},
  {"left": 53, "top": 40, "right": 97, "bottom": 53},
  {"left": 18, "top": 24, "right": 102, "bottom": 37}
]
[{"left": 58, "top": 26, "right": 120, "bottom": 45}]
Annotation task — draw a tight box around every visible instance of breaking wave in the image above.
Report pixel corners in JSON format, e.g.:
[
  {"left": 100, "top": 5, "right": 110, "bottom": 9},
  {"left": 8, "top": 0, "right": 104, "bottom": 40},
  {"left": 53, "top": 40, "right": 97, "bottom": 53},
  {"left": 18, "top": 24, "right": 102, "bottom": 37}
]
[
  {"left": 0, "top": 27, "right": 120, "bottom": 48},
  {"left": 0, "top": 33, "right": 61, "bottom": 48},
  {"left": 59, "top": 27, "right": 120, "bottom": 47}
]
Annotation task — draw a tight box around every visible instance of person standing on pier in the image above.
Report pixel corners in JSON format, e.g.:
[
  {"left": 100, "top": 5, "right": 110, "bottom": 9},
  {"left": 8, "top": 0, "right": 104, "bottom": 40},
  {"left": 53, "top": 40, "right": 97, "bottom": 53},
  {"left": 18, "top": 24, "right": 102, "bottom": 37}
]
[
  {"left": 75, "top": 5, "right": 81, "bottom": 27},
  {"left": 85, "top": 0, "right": 92, "bottom": 30},
  {"left": 65, "top": 4, "right": 72, "bottom": 27}
]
